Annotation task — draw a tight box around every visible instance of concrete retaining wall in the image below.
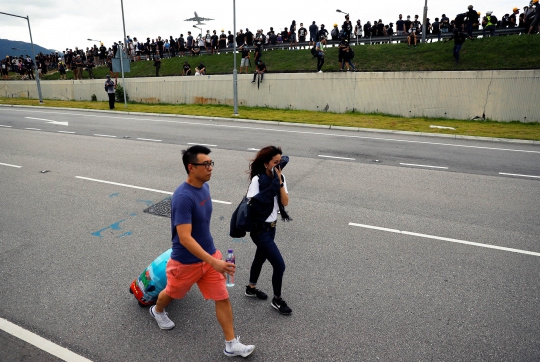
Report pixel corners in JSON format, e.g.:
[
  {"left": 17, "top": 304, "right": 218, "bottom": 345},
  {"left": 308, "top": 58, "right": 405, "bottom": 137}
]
[{"left": 1, "top": 70, "right": 538, "bottom": 122}]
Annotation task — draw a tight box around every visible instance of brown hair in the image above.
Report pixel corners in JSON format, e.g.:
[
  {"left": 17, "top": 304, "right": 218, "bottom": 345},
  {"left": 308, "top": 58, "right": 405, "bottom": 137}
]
[{"left": 248, "top": 146, "right": 282, "bottom": 179}]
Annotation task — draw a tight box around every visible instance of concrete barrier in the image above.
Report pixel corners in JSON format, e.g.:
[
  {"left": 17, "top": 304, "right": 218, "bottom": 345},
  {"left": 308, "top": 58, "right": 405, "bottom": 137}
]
[{"left": 1, "top": 69, "right": 538, "bottom": 122}]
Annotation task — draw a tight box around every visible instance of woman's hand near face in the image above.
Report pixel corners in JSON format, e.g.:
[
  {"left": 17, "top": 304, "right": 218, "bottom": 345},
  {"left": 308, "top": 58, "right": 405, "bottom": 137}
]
[{"left": 274, "top": 165, "right": 282, "bottom": 180}]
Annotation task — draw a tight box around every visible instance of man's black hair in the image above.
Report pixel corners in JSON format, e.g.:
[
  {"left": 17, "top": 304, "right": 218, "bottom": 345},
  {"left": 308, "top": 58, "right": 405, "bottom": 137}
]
[{"left": 182, "top": 145, "right": 211, "bottom": 174}]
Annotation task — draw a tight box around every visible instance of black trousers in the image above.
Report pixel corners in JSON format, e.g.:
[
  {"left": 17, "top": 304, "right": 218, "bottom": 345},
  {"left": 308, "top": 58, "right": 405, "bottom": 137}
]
[
  {"left": 317, "top": 55, "right": 325, "bottom": 71},
  {"left": 108, "top": 93, "right": 115, "bottom": 109}
]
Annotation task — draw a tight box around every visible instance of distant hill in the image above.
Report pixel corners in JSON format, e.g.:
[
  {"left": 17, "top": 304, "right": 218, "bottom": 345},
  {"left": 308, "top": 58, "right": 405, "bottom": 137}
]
[{"left": 0, "top": 38, "right": 56, "bottom": 59}]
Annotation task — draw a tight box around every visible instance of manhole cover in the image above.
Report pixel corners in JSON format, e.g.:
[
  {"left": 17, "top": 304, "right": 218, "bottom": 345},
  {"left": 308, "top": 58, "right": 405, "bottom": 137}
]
[{"left": 143, "top": 197, "right": 171, "bottom": 218}]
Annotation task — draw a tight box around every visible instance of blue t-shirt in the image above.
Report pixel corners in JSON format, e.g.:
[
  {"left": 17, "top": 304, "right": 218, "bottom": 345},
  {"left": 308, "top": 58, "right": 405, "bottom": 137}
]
[{"left": 170, "top": 182, "right": 215, "bottom": 264}]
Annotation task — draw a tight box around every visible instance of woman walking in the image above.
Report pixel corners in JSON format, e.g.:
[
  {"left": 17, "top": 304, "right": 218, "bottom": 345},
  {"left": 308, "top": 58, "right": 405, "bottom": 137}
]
[{"left": 245, "top": 146, "right": 293, "bottom": 315}]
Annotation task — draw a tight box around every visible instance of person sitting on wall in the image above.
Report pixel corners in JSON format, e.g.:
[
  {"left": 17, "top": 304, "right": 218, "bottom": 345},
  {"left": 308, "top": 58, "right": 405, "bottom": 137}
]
[
  {"left": 251, "top": 59, "right": 266, "bottom": 84},
  {"left": 198, "top": 63, "right": 206, "bottom": 75},
  {"left": 182, "top": 61, "right": 191, "bottom": 76},
  {"left": 191, "top": 45, "right": 201, "bottom": 56}
]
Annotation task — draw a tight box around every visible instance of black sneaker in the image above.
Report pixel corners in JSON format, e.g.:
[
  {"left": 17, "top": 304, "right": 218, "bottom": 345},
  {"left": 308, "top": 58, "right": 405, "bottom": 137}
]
[
  {"left": 245, "top": 286, "right": 268, "bottom": 300},
  {"left": 271, "top": 297, "right": 292, "bottom": 315}
]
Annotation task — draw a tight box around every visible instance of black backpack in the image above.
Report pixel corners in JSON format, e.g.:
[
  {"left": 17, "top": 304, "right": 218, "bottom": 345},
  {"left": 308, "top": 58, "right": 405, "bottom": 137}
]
[
  {"left": 349, "top": 48, "right": 355, "bottom": 59},
  {"left": 311, "top": 46, "right": 318, "bottom": 58},
  {"left": 490, "top": 15, "right": 498, "bottom": 25}
]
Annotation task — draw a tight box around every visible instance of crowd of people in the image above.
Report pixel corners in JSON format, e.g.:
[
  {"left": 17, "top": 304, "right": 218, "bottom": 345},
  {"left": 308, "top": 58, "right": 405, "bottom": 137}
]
[{"left": 2, "top": 1, "right": 538, "bottom": 80}]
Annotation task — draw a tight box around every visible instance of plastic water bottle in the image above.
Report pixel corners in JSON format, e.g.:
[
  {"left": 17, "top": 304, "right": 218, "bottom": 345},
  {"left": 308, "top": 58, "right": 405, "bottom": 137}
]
[{"left": 225, "top": 249, "right": 235, "bottom": 287}]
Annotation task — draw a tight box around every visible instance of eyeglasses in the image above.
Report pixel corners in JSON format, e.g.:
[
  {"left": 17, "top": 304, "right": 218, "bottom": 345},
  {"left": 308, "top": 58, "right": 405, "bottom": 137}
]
[{"left": 191, "top": 161, "right": 214, "bottom": 169}]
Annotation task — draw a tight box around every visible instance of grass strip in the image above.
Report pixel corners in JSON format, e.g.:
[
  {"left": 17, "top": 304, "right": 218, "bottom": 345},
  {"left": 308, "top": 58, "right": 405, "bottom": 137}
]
[{"left": 2, "top": 97, "right": 539, "bottom": 141}]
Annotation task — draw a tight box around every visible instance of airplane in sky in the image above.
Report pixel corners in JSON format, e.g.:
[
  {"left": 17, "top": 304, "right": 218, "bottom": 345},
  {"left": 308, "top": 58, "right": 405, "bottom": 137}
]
[{"left": 184, "top": 12, "right": 214, "bottom": 26}]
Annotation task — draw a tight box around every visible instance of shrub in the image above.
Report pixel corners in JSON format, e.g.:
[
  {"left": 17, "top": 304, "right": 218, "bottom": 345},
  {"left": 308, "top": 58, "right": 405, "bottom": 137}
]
[{"left": 115, "top": 85, "right": 129, "bottom": 103}]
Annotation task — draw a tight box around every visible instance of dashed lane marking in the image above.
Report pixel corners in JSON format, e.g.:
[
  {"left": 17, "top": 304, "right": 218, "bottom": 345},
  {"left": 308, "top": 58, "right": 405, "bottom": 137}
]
[
  {"left": 75, "top": 176, "right": 231, "bottom": 204},
  {"left": 499, "top": 172, "right": 540, "bottom": 179},
  {"left": 137, "top": 138, "right": 162, "bottom": 142},
  {"left": 318, "top": 155, "right": 355, "bottom": 160},
  {"left": 0, "top": 162, "right": 22, "bottom": 168},
  {"left": 0, "top": 317, "right": 93, "bottom": 362},
  {"left": 400, "top": 163, "right": 448, "bottom": 169},
  {"left": 188, "top": 142, "right": 217, "bottom": 147},
  {"left": 349, "top": 222, "right": 540, "bottom": 257}
]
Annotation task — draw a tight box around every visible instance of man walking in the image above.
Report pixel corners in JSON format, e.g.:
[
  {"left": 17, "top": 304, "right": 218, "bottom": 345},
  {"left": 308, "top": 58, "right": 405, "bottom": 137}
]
[
  {"left": 444, "top": 28, "right": 474, "bottom": 64},
  {"left": 149, "top": 145, "right": 255, "bottom": 358}
]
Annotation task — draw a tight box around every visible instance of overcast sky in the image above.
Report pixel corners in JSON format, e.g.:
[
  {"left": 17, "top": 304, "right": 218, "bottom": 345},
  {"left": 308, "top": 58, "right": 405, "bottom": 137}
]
[{"left": 2, "top": 0, "right": 524, "bottom": 52}]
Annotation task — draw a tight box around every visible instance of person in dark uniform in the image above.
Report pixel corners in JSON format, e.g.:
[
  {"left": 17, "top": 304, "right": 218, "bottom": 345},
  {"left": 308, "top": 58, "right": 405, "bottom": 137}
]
[{"left": 444, "top": 28, "right": 474, "bottom": 64}]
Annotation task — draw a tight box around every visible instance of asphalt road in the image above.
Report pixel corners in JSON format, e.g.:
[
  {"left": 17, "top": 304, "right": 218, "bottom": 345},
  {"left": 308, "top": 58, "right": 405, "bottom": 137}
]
[{"left": 1, "top": 107, "right": 539, "bottom": 361}]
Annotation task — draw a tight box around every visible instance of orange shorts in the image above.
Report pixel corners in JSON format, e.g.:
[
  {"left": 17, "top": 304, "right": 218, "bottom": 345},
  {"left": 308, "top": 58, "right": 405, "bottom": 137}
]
[{"left": 165, "top": 250, "right": 228, "bottom": 301}]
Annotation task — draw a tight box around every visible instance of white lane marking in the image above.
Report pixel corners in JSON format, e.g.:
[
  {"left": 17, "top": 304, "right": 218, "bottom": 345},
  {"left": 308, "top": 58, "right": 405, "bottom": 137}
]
[
  {"left": 5, "top": 108, "right": 540, "bottom": 154},
  {"left": 0, "top": 162, "right": 22, "bottom": 168},
  {"left": 318, "top": 155, "right": 355, "bottom": 161},
  {"left": 26, "top": 117, "right": 53, "bottom": 121},
  {"left": 210, "top": 199, "right": 231, "bottom": 205},
  {"left": 349, "top": 222, "right": 540, "bottom": 257},
  {"left": 499, "top": 172, "right": 540, "bottom": 179},
  {"left": 188, "top": 142, "right": 217, "bottom": 147},
  {"left": 25, "top": 128, "right": 41, "bottom": 131},
  {"left": 93, "top": 134, "right": 117, "bottom": 138},
  {"left": 430, "top": 125, "right": 455, "bottom": 130},
  {"left": 25, "top": 117, "right": 68, "bottom": 126},
  {"left": 0, "top": 125, "right": 12, "bottom": 128},
  {"left": 58, "top": 131, "right": 76, "bottom": 134},
  {"left": 0, "top": 317, "right": 93, "bottom": 362},
  {"left": 75, "top": 176, "right": 232, "bottom": 204},
  {"left": 399, "top": 163, "right": 449, "bottom": 169},
  {"left": 247, "top": 148, "right": 260, "bottom": 151},
  {"left": 137, "top": 138, "right": 162, "bottom": 142}
]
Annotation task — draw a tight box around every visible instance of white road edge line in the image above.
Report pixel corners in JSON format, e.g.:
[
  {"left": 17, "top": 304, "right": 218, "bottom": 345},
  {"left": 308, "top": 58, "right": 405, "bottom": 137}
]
[
  {"left": 93, "top": 134, "right": 116, "bottom": 138},
  {"left": 4, "top": 108, "right": 539, "bottom": 154},
  {"left": 137, "top": 138, "right": 162, "bottom": 142},
  {"left": 399, "top": 163, "right": 448, "bottom": 169},
  {"left": 25, "top": 128, "right": 41, "bottom": 131},
  {"left": 499, "top": 172, "right": 540, "bottom": 179},
  {"left": 0, "top": 162, "right": 22, "bottom": 168},
  {"left": 58, "top": 131, "right": 76, "bottom": 134},
  {"left": 247, "top": 148, "right": 260, "bottom": 151},
  {"left": 187, "top": 142, "right": 217, "bottom": 147},
  {"left": 349, "top": 222, "right": 540, "bottom": 257},
  {"left": 318, "top": 155, "right": 355, "bottom": 160},
  {"left": 75, "top": 176, "right": 231, "bottom": 204},
  {"left": 0, "top": 125, "right": 12, "bottom": 128},
  {"left": 0, "top": 317, "right": 92, "bottom": 362}
]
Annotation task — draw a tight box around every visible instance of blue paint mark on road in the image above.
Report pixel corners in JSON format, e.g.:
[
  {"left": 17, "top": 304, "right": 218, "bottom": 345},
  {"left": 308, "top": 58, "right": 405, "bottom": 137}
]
[
  {"left": 128, "top": 212, "right": 137, "bottom": 217},
  {"left": 137, "top": 199, "right": 154, "bottom": 206},
  {"left": 109, "top": 192, "right": 120, "bottom": 198},
  {"left": 118, "top": 231, "right": 133, "bottom": 238},
  {"left": 91, "top": 219, "right": 126, "bottom": 238}
]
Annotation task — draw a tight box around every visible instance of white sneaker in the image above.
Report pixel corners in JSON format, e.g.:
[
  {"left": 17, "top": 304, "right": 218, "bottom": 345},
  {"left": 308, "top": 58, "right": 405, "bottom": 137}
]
[
  {"left": 224, "top": 336, "right": 255, "bottom": 357},
  {"left": 318, "top": 70, "right": 323, "bottom": 73},
  {"left": 149, "top": 305, "right": 175, "bottom": 330}
]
